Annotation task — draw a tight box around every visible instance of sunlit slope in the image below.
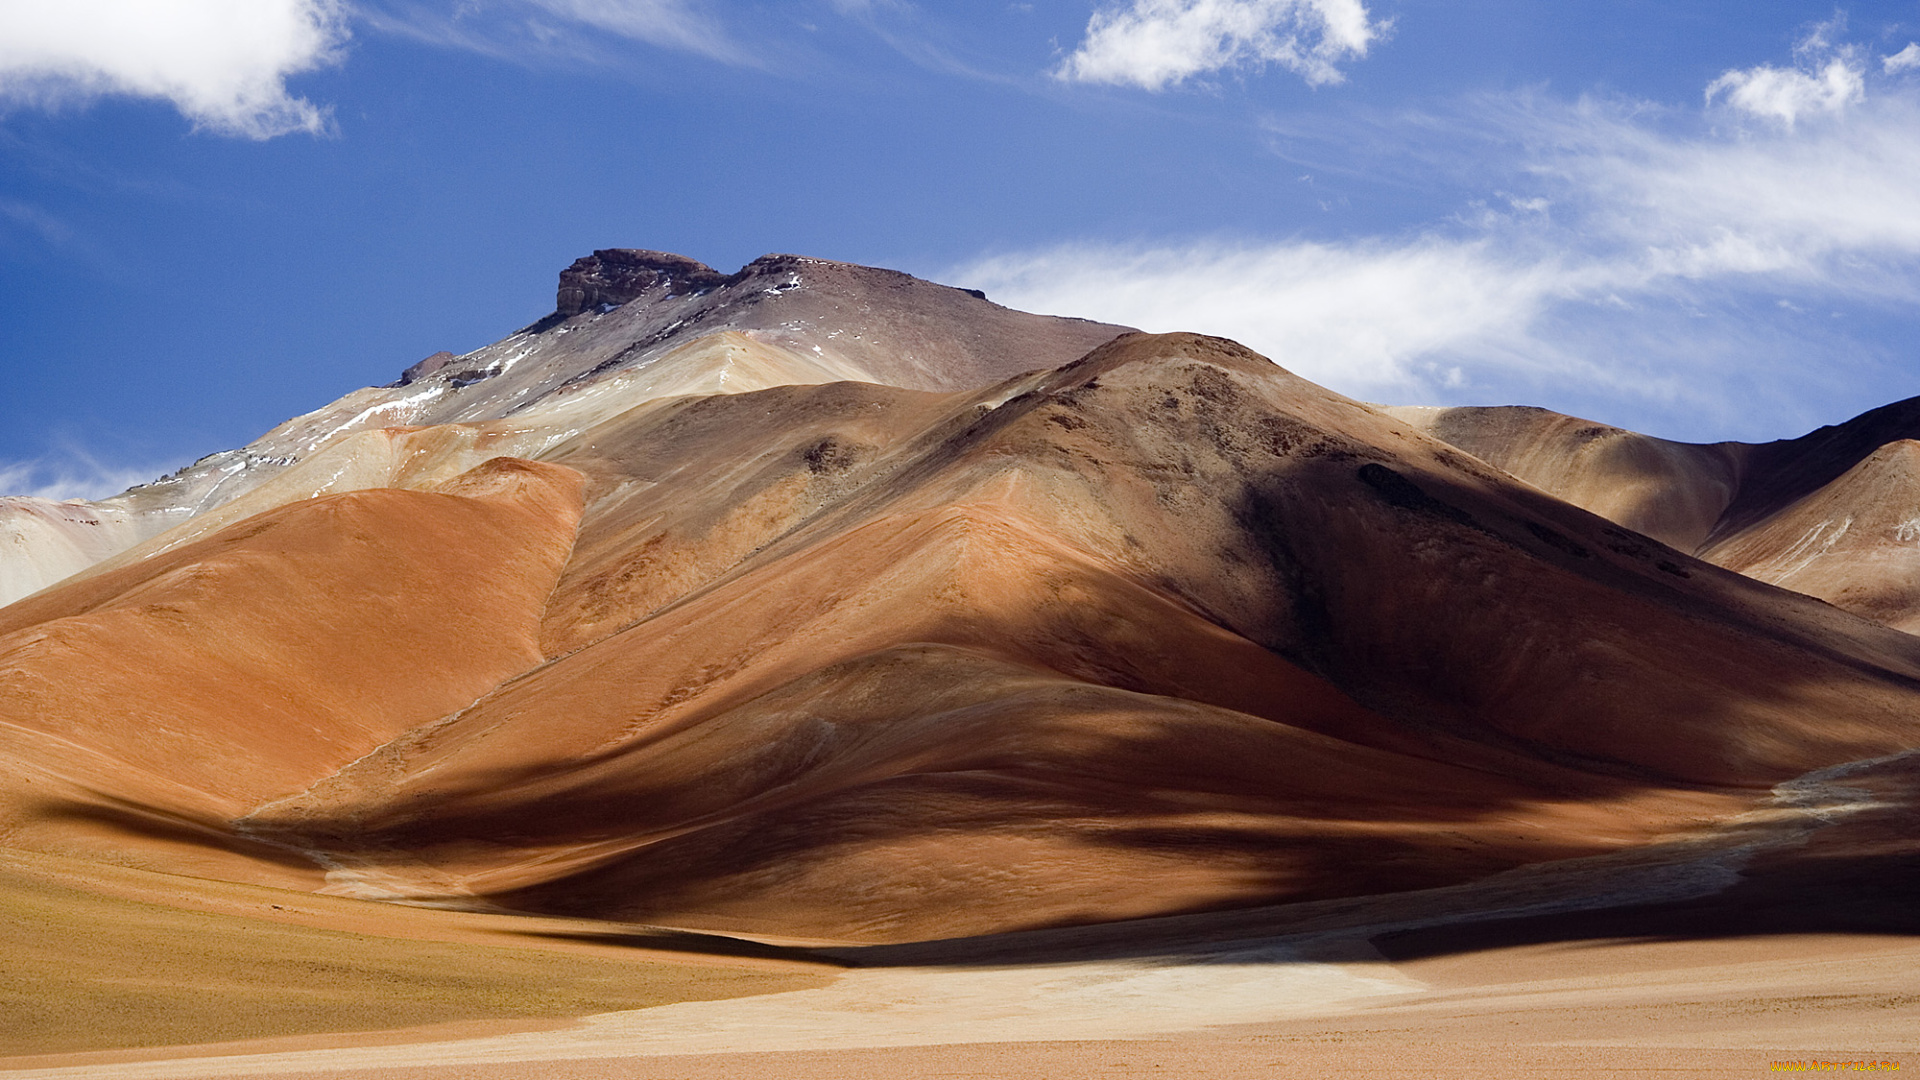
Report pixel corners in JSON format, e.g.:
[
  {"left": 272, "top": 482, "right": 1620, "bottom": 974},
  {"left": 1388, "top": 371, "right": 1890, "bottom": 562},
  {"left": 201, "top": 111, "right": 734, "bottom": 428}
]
[
  {"left": 250, "top": 503, "right": 1732, "bottom": 940},
  {"left": 1380, "top": 405, "right": 1742, "bottom": 552},
  {"left": 0, "top": 458, "right": 583, "bottom": 880},
  {"left": 531, "top": 379, "right": 970, "bottom": 656},
  {"left": 0, "top": 498, "right": 156, "bottom": 608},
  {"left": 1394, "top": 397, "right": 1920, "bottom": 632},
  {"left": 235, "top": 334, "right": 1920, "bottom": 940}
]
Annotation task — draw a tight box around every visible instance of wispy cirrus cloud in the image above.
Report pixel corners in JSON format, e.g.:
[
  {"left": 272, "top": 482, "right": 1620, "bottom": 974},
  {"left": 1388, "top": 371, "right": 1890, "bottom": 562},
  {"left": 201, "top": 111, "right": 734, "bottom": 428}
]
[
  {"left": 959, "top": 34, "right": 1920, "bottom": 435},
  {"left": 362, "top": 0, "right": 744, "bottom": 66},
  {"left": 0, "top": 0, "right": 348, "bottom": 138},
  {"left": 1057, "top": 0, "right": 1384, "bottom": 90},
  {"left": 0, "top": 445, "right": 164, "bottom": 502}
]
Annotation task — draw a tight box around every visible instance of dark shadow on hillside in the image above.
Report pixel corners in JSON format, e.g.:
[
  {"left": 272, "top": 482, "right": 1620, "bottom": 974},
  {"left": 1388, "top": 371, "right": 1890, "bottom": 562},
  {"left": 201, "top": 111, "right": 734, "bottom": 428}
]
[
  {"left": 827, "top": 754, "right": 1920, "bottom": 969},
  {"left": 28, "top": 794, "right": 322, "bottom": 872},
  {"left": 1372, "top": 847, "right": 1920, "bottom": 963},
  {"left": 500, "top": 927, "right": 845, "bottom": 966}
]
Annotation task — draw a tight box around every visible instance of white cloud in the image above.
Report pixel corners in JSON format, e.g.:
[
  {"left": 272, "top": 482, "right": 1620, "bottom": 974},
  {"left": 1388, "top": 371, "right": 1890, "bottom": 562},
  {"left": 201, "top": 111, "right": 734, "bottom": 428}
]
[
  {"left": 1707, "top": 56, "right": 1863, "bottom": 126},
  {"left": 1886, "top": 43, "right": 1920, "bottom": 75},
  {"left": 1536, "top": 93, "right": 1920, "bottom": 283},
  {"left": 0, "top": 0, "right": 348, "bottom": 138},
  {"left": 961, "top": 238, "right": 1581, "bottom": 397},
  {"left": 1706, "top": 22, "right": 1864, "bottom": 127},
  {"left": 954, "top": 85, "right": 1920, "bottom": 424},
  {"left": 1058, "top": 0, "right": 1381, "bottom": 90}
]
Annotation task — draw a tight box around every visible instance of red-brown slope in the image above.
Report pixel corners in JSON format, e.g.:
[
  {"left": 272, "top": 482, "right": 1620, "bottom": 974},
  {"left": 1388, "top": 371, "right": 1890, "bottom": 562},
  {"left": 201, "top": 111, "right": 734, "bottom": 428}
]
[
  {"left": 489, "top": 648, "right": 1729, "bottom": 943},
  {"left": 533, "top": 381, "right": 972, "bottom": 657},
  {"left": 756, "top": 334, "right": 1920, "bottom": 784},
  {"left": 0, "top": 458, "right": 584, "bottom": 880}
]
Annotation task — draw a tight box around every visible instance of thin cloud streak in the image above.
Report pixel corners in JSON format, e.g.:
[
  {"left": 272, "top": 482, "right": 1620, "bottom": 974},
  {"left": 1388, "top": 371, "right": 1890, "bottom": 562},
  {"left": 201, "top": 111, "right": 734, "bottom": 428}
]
[
  {"left": 362, "top": 0, "right": 746, "bottom": 66},
  {"left": 960, "top": 237, "right": 1583, "bottom": 398},
  {"left": 0, "top": 447, "right": 163, "bottom": 502}
]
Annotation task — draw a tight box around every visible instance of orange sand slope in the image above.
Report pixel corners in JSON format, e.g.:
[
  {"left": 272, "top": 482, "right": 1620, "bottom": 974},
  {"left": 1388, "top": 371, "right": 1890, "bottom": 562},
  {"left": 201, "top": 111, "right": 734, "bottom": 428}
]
[{"left": 0, "top": 458, "right": 584, "bottom": 882}]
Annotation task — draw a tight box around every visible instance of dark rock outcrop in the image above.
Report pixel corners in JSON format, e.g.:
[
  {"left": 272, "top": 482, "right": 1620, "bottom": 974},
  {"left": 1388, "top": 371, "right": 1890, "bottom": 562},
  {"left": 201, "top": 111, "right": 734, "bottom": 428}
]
[
  {"left": 396, "top": 351, "right": 456, "bottom": 387},
  {"left": 554, "top": 250, "right": 731, "bottom": 317}
]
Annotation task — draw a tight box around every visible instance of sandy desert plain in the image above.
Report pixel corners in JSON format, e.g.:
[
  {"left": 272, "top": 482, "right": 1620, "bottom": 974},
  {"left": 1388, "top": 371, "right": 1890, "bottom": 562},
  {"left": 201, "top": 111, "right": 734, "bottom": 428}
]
[{"left": 2, "top": 251, "right": 1917, "bottom": 1078}]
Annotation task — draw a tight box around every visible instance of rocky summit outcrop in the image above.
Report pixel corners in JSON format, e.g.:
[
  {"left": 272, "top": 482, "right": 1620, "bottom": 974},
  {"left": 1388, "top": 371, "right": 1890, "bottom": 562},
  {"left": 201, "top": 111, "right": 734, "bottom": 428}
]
[{"left": 552, "top": 249, "right": 731, "bottom": 318}]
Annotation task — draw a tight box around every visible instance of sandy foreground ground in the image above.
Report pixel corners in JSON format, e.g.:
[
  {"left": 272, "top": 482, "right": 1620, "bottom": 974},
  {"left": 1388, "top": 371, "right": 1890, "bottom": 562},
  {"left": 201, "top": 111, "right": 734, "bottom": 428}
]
[
  {"left": 4, "top": 927, "right": 1913, "bottom": 1080},
  {"left": 4, "top": 754, "right": 1915, "bottom": 1080}
]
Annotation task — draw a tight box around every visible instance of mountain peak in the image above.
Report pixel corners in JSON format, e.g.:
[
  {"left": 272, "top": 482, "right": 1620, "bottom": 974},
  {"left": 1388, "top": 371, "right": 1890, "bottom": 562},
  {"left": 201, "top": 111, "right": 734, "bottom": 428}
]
[{"left": 553, "top": 249, "right": 731, "bottom": 317}]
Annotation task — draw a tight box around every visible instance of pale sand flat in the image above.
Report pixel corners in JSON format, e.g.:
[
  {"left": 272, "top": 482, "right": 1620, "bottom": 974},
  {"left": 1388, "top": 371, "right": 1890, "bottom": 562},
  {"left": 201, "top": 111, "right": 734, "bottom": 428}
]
[{"left": 8, "top": 932, "right": 1914, "bottom": 1079}]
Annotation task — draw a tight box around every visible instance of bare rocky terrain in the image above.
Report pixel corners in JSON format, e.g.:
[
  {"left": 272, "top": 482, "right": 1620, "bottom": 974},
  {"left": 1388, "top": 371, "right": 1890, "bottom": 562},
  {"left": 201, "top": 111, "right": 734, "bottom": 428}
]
[{"left": 1, "top": 251, "right": 1914, "bottom": 1077}]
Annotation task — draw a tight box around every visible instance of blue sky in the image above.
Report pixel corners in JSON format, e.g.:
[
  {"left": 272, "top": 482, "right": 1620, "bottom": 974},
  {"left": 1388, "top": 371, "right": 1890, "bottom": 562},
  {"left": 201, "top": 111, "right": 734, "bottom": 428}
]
[{"left": 3, "top": 1, "right": 1919, "bottom": 498}]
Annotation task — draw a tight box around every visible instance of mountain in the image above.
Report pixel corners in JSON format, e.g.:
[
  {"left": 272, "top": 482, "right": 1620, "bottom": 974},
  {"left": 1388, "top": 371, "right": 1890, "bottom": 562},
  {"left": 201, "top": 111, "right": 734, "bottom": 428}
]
[
  {"left": 3, "top": 253, "right": 1919, "bottom": 950},
  {"left": 0, "top": 251, "right": 1127, "bottom": 609},
  {"left": 1389, "top": 399, "right": 1920, "bottom": 632}
]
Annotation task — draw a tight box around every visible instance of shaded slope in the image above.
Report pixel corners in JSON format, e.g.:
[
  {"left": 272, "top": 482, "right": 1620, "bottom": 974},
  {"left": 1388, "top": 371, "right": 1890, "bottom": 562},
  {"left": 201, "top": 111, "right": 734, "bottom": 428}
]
[
  {"left": 1391, "top": 398, "right": 1920, "bottom": 633},
  {"left": 235, "top": 335, "right": 1920, "bottom": 941},
  {"left": 1713, "top": 395, "right": 1920, "bottom": 540},
  {"left": 480, "top": 648, "right": 1728, "bottom": 943},
  {"left": 0, "top": 458, "right": 584, "bottom": 880},
  {"left": 1701, "top": 440, "right": 1920, "bottom": 633}
]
